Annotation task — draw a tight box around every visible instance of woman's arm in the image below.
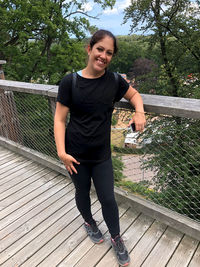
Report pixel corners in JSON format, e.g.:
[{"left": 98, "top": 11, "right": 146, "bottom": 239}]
[
  {"left": 54, "top": 102, "right": 80, "bottom": 174},
  {"left": 124, "top": 86, "right": 146, "bottom": 132},
  {"left": 54, "top": 102, "right": 69, "bottom": 158}
]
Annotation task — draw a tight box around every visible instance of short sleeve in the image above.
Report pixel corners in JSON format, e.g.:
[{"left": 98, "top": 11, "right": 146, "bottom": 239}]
[
  {"left": 114, "top": 74, "right": 129, "bottom": 102},
  {"left": 57, "top": 73, "right": 73, "bottom": 108}
]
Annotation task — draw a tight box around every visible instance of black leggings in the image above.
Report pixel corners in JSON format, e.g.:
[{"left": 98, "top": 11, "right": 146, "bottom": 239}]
[{"left": 70, "top": 158, "right": 120, "bottom": 238}]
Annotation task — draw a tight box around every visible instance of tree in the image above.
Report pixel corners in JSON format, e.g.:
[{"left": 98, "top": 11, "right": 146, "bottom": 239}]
[
  {"left": 108, "top": 35, "right": 145, "bottom": 74},
  {"left": 124, "top": 0, "right": 200, "bottom": 97},
  {"left": 123, "top": 0, "right": 200, "bottom": 221},
  {"left": 127, "top": 57, "right": 158, "bottom": 92},
  {"left": 0, "top": 0, "right": 115, "bottom": 83}
]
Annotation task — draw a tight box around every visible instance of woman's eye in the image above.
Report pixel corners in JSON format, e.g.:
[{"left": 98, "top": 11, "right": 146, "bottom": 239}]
[
  {"left": 107, "top": 51, "right": 113, "bottom": 56},
  {"left": 97, "top": 47, "right": 103, "bottom": 52}
]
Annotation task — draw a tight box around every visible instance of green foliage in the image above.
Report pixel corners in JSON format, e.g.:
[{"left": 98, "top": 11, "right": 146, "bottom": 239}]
[
  {"left": 123, "top": 0, "right": 200, "bottom": 97},
  {"left": 116, "top": 180, "right": 153, "bottom": 198},
  {"left": 0, "top": 0, "right": 115, "bottom": 83},
  {"left": 112, "top": 154, "right": 125, "bottom": 182},
  {"left": 111, "top": 114, "right": 118, "bottom": 126},
  {"left": 140, "top": 115, "right": 200, "bottom": 220},
  {"left": 14, "top": 92, "right": 58, "bottom": 157},
  {"left": 111, "top": 144, "right": 125, "bottom": 182},
  {"left": 109, "top": 35, "right": 146, "bottom": 73},
  {"left": 113, "top": 145, "right": 144, "bottom": 155}
]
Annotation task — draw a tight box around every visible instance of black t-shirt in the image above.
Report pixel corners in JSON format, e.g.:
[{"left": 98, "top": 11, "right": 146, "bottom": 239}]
[{"left": 57, "top": 70, "right": 129, "bottom": 163}]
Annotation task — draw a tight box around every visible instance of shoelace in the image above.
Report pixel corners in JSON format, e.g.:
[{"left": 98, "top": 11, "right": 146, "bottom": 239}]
[
  {"left": 88, "top": 221, "right": 99, "bottom": 233},
  {"left": 113, "top": 236, "right": 125, "bottom": 253}
]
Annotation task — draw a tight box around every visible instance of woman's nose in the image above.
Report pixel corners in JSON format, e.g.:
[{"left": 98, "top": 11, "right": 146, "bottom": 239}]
[{"left": 100, "top": 51, "right": 106, "bottom": 58}]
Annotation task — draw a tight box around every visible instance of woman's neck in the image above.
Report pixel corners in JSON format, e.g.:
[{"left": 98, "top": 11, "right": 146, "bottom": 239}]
[{"left": 82, "top": 66, "right": 105, "bottom": 79}]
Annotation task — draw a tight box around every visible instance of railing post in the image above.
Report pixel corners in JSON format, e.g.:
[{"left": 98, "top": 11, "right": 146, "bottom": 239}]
[
  {"left": 0, "top": 60, "right": 6, "bottom": 80},
  {"left": 0, "top": 60, "right": 22, "bottom": 143}
]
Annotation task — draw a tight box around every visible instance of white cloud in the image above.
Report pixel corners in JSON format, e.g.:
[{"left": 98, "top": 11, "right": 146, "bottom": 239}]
[
  {"left": 103, "top": 0, "right": 131, "bottom": 15},
  {"left": 118, "top": 0, "right": 131, "bottom": 10},
  {"left": 82, "top": 2, "right": 94, "bottom": 12},
  {"left": 103, "top": 7, "right": 118, "bottom": 15}
]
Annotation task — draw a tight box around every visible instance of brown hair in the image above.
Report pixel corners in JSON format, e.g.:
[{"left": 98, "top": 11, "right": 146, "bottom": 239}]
[{"left": 89, "top": 29, "right": 118, "bottom": 55}]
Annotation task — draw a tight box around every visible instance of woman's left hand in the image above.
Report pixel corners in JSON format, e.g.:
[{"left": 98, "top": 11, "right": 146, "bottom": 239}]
[{"left": 128, "top": 112, "right": 146, "bottom": 132}]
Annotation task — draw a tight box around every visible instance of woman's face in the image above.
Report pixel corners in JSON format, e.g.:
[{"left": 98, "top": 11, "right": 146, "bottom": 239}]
[{"left": 87, "top": 36, "right": 114, "bottom": 73}]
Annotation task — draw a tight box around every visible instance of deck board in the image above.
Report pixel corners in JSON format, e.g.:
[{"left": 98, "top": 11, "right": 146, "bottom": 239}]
[
  {"left": 142, "top": 227, "right": 183, "bottom": 267},
  {"left": 188, "top": 244, "right": 200, "bottom": 267},
  {"left": 128, "top": 220, "right": 167, "bottom": 267},
  {"left": 166, "top": 235, "right": 199, "bottom": 267},
  {"left": 0, "top": 164, "right": 48, "bottom": 196},
  {"left": 0, "top": 159, "right": 33, "bottom": 180},
  {"left": 0, "top": 146, "right": 199, "bottom": 267}
]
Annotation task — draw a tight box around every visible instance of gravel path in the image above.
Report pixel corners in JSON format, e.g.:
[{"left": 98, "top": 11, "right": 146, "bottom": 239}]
[{"left": 121, "top": 155, "right": 155, "bottom": 183}]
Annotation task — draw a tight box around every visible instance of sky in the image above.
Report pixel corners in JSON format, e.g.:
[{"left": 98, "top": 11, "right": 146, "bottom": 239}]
[
  {"left": 81, "top": 0, "right": 199, "bottom": 37},
  {"left": 83, "top": 0, "right": 133, "bottom": 36}
]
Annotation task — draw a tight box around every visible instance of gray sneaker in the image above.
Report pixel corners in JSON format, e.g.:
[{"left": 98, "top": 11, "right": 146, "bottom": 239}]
[
  {"left": 84, "top": 221, "right": 104, "bottom": 244},
  {"left": 111, "top": 235, "right": 130, "bottom": 266}
]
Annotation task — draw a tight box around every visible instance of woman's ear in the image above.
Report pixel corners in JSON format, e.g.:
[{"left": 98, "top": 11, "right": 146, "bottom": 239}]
[{"left": 87, "top": 44, "right": 91, "bottom": 55}]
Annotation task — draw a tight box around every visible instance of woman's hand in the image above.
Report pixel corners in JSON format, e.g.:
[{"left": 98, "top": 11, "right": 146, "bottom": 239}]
[
  {"left": 59, "top": 153, "right": 80, "bottom": 175},
  {"left": 128, "top": 112, "right": 146, "bottom": 132}
]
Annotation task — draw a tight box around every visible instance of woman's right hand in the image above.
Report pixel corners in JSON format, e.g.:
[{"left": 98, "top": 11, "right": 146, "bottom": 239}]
[{"left": 59, "top": 153, "right": 80, "bottom": 175}]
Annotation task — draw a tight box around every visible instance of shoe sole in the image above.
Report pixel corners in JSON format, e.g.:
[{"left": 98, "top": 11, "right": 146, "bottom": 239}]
[
  {"left": 84, "top": 224, "right": 104, "bottom": 244},
  {"left": 111, "top": 243, "right": 130, "bottom": 266},
  {"left": 95, "top": 238, "right": 104, "bottom": 244}
]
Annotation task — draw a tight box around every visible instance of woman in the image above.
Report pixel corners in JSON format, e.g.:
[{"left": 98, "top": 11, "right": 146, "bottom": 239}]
[{"left": 54, "top": 29, "right": 146, "bottom": 266}]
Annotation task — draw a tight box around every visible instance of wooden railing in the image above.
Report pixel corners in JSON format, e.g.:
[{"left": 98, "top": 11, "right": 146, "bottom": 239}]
[{"left": 0, "top": 79, "right": 200, "bottom": 119}]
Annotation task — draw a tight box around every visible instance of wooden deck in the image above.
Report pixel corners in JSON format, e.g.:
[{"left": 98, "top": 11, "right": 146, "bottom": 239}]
[{"left": 0, "top": 146, "right": 200, "bottom": 267}]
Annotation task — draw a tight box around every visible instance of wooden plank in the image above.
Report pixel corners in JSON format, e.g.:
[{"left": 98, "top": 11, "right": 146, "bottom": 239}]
[
  {"left": 0, "top": 147, "right": 11, "bottom": 154},
  {"left": 0, "top": 147, "right": 8, "bottom": 154},
  {"left": 0, "top": 168, "right": 52, "bottom": 207},
  {"left": 0, "top": 164, "right": 46, "bottom": 195},
  {"left": 117, "top": 95, "right": 200, "bottom": 119},
  {"left": 1, "top": 194, "right": 97, "bottom": 266},
  {"left": 20, "top": 201, "right": 102, "bottom": 267},
  {"left": 126, "top": 220, "right": 167, "bottom": 267},
  {"left": 1, "top": 80, "right": 200, "bottom": 118},
  {"left": 36, "top": 202, "right": 131, "bottom": 267},
  {"left": 0, "top": 151, "right": 13, "bottom": 160},
  {"left": 0, "top": 175, "right": 67, "bottom": 230},
  {"left": 0, "top": 79, "right": 57, "bottom": 96},
  {"left": 0, "top": 160, "right": 35, "bottom": 181},
  {"left": 0, "top": 151, "right": 16, "bottom": 161},
  {"left": 0, "top": 154, "right": 23, "bottom": 169},
  {"left": 188, "top": 243, "right": 200, "bottom": 267},
  {"left": 0, "top": 170, "right": 60, "bottom": 220},
  {"left": 0, "top": 189, "right": 77, "bottom": 266},
  {"left": 167, "top": 235, "right": 199, "bottom": 267},
  {"left": 0, "top": 165, "right": 56, "bottom": 200},
  {"left": 0, "top": 185, "right": 74, "bottom": 248},
  {"left": 95, "top": 213, "right": 154, "bottom": 267},
  {"left": 142, "top": 227, "right": 183, "bottom": 267},
  {"left": 0, "top": 137, "right": 69, "bottom": 178},
  {"left": 0, "top": 181, "right": 71, "bottom": 239}
]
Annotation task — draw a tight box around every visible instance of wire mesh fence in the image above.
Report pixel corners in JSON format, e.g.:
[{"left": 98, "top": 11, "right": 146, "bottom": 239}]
[{"left": 0, "top": 89, "right": 200, "bottom": 223}]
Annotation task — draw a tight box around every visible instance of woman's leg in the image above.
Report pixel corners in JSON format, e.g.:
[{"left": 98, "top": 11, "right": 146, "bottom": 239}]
[
  {"left": 70, "top": 163, "right": 94, "bottom": 224},
  {"left": 92, "top": 158, "right": 120, "bottom": 238}
]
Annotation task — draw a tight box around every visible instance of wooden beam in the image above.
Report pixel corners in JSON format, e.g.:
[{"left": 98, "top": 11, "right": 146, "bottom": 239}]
[{"left": 0, "top": 80, "right": 200, "bottom": 119}]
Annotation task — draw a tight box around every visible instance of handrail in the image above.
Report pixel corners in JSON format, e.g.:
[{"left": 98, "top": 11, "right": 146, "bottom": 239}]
[{"left": 0, "top": 79, "right": 200, "bottom": 119}]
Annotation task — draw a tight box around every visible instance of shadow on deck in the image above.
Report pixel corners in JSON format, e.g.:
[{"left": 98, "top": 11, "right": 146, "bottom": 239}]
[{"left": 0, "top": 146, "right": 200, "bottom": 267}]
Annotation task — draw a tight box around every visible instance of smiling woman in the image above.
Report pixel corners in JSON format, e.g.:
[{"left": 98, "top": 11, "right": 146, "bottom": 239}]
[
  {"left": 83, "top": 30, "right": 117, "bottom": 77},
  {"left": 54, "top": 29, "right": 146, "bottom": 266}
]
